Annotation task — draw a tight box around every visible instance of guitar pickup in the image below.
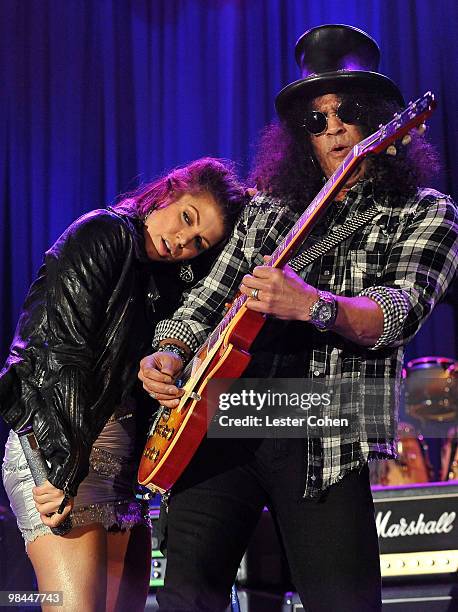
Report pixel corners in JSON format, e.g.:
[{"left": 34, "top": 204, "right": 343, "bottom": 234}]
[
  {"left": 143, "top": 446, "right": 160, "bottom": 462},
  {"left": 156, "top": 424, "right": 175, "bottom": 440}
]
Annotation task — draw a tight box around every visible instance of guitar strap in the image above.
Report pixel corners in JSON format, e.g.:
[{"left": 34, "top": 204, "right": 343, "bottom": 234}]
[{"left": 288, "top": 204, "right": 379, "bottom": 273}]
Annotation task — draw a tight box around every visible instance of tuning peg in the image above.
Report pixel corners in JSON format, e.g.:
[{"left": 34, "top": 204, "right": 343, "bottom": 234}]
[
  {"left": 417, "top": 123, "right": 426, "bottom": 135},
  {"left": 386, "top": 145, "right": 397, "bottom": 156},
  {"left": 401, "top": 134, "right": 412, "bottom": 146}
]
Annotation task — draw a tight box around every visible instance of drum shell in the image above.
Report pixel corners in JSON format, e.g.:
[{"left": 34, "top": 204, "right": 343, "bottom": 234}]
[
  {"left": 403, "top": 357, "right": 457, "bottom": 422},
  {"left": 370, "top": 422, "right": 433, "bottom": 486}
]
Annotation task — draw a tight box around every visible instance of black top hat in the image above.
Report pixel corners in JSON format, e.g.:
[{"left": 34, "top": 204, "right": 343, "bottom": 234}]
[{"left": 275, "top": 24, "right": 404, "bottom": 125}]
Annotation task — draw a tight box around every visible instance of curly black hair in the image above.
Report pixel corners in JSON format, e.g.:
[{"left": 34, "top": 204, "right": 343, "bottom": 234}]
[{"left": 249, "top": 91, "right": 440, "bottom": 211}]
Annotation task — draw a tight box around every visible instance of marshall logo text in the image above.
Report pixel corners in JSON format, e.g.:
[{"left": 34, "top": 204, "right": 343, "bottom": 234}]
[{"left": 376, "top": 510, "right": 456, "bottom": 538}]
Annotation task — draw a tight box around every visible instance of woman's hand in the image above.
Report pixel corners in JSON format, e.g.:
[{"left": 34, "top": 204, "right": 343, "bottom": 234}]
[
  {"left": 32, "top": 480, "right": 74, "bottom": 528},
  {"left": 138, "top": 352, "right": 185, "bottom": 408}
]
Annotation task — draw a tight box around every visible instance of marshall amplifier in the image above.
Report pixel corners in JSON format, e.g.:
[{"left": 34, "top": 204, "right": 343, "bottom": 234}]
[
  {"left": 238, "top": 483, "right": 458, "bottom": 585},
  {"left": 372, "top": 482, "right": 458, "bottom": 577}
]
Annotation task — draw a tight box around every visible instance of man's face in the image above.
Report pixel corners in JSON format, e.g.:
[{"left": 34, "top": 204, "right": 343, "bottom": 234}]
[{"left": 309, "top": 93, "right": 366, "bottom": 186}]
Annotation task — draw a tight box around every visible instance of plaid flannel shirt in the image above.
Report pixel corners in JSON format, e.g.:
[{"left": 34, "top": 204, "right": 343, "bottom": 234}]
[{"left": 154, "top": 180, "right": 458, "bottom": 497}]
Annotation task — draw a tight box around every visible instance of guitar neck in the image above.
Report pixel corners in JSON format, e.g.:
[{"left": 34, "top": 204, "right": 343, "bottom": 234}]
[
  {"left": 269, "top": 147, "right": 361, "bottom": 268},
  {"left": 184, "top": 91, "right": 436, "bottom": 369}
]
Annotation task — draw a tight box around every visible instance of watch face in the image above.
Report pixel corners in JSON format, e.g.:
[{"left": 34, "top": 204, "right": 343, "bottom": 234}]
[
  {"left": 317, "top": 302, "right": 333, "bottom": 323},
  {"left": 310, "top": 292, "right": 337, "bottom": 330}
]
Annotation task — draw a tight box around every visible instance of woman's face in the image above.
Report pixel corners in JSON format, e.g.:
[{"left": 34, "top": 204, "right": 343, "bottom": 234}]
[{"left": 144, "top": 191, "right": 226, "bottom": 261}]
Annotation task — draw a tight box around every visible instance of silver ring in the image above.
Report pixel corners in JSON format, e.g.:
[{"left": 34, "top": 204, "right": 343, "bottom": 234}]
[
  {"left": 149, "top": 392, "right": 157, "bottom": 399},
  {"left": 251, "top": 288, "right": 260, "bottom": 300}
]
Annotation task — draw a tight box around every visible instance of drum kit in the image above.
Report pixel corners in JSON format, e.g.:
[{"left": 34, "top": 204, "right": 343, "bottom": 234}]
[{"left": 370, "top": 356, "right": 458, "bottom": 487}]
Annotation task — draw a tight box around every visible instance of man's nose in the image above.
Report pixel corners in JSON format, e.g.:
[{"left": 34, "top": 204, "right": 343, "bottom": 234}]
[{"left": 326, "top": 113, "right": 345, "bottom": 134}]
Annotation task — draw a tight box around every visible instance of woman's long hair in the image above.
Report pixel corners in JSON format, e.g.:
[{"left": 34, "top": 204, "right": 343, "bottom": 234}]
[
  {"left": 249, "top": 92, "right": 440, "bottom": 211},
  {"left": 115, "top": 157, "right": 246, "bottom": 236}
]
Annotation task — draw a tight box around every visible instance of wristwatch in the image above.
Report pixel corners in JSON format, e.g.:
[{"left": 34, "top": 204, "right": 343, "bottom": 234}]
[{"left": 309, "top": 290, "right": 338, "bottom": 331}]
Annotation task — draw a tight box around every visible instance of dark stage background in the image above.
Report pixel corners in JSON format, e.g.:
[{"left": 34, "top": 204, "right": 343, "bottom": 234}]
[{"left": 0, "top": 1, "right": 457, "bottom": 500}]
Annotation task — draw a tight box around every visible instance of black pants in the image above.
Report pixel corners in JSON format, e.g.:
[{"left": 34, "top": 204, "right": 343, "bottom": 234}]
[{"left": 157, "top": 437, "right": 381, "bottom": 612}]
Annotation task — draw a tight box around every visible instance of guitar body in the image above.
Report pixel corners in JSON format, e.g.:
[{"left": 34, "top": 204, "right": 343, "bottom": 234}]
[
  {"left": 138, "top": 92, "right": 436, "bottom": 493},
  {"left": 138, "top": 310, "right": 265, "bottom": 492}
]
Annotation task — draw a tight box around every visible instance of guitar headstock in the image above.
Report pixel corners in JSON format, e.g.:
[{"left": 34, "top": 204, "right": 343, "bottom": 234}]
[{"left": 358, "top": 91, "right": 436, "bottom": 158}]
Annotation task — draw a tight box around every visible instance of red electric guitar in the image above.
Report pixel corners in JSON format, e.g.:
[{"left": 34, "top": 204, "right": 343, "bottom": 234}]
[{"left": 138, "top": 92, "right": 437, "bottom": 493}]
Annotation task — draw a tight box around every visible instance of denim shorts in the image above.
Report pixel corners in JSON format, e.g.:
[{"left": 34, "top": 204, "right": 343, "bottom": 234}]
[{"left": 2, "top": 404, "right": 150, "bottom": 545}]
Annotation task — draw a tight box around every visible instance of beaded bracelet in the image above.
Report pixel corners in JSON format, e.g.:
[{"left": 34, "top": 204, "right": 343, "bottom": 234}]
[{"left": 157, "top": 343, "right": 189, "bottom": 363}]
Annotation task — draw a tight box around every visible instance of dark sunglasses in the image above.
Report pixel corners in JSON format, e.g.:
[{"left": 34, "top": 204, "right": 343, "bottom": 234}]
[{"left": 302, "top": 100, "right": 365, "bottom": 135}]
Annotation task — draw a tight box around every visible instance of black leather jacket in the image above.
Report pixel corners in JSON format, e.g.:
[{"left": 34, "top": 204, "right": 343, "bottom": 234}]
[{"left": 0, "top": 208, "right": 167, "bottom": 496}]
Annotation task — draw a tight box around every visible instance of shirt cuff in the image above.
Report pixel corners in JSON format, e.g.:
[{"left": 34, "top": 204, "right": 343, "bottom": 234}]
[
  {"left": 153, "top": 319, "right": 208, "bottom": 353},
  {"left": 358, "top": 286, "right": 410, "bottom": 350}
]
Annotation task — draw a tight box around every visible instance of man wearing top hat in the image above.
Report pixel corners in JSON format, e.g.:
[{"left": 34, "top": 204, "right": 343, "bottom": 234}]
[{"left": 139, "top": 25, "right": 458, "bottom": 611}]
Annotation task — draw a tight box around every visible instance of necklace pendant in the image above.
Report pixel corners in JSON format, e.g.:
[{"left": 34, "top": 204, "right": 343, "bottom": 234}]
[{"left": 179, "top": 264, "right": 194, "bottom": 283}]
